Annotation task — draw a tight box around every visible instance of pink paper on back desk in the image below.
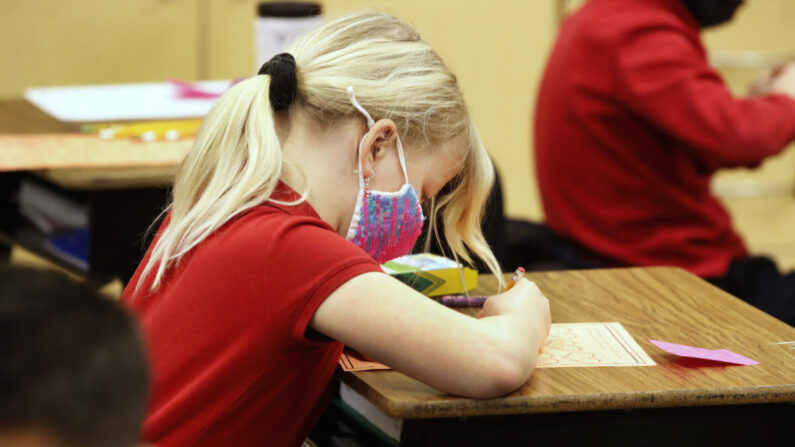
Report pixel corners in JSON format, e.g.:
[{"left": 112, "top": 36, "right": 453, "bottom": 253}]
[{"left": 649, "top": 339, "right": 759, "bottom": 365}]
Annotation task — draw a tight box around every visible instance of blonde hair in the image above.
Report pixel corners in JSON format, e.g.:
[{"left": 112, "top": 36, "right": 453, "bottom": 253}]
[{"left": 138, "top": 11, "right": 503, "bottom": 291}]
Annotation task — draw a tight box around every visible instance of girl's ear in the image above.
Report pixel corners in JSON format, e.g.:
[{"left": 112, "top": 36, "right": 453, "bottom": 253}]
[{"left": 359, "top": 119, "right": 397, "bottom": 177}]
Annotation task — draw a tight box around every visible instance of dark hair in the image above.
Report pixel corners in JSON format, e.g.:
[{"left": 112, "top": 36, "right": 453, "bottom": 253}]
[{"left": 0, "top": 267, "right": 149, "bottom": 447}]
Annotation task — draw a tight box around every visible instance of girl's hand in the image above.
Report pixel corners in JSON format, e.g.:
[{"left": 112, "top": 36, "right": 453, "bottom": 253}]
[
  {"left": 478, "top": 278, "right": 551, "bottom": 348},
  {"left": 313, "top": 273, "right": 553, "bottom": 398}
]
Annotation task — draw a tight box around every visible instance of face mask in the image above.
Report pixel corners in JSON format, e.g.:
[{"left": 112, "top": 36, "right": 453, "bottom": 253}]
[
  {"left": 344, "top": 86, "right": 425, "bottom": 263},
  {"left": 681, "top": 0, "right": 744, "bottom": 28}
]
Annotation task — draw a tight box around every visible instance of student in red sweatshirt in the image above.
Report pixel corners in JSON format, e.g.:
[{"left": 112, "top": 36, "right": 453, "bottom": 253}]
[{"left": 535, "top": 0, "right": 795, "bottom": 325}]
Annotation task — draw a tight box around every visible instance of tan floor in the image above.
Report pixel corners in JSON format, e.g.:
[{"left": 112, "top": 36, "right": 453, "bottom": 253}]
[
  {"left": 714, "top": 146, "right": 795, "bottom": 271},
  {"left": 721, "top": 194, "right": 795, "bottom": 271}
]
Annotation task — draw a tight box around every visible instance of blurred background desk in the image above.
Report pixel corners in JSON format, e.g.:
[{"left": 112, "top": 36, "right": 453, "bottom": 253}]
[
  {"left": 0, "top": 99, "right": 179, "bottom": 284},
  {"left": 334, "top": 268, "right": 795, "bottom": 447}
]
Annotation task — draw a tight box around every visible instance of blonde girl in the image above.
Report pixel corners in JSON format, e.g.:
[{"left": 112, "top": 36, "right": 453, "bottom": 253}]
[{"left": 123, "top": 11, "right": 550, "bottom": 447}]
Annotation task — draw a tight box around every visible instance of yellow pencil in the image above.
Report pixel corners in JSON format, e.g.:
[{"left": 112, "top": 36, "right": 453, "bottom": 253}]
[{"left": 504, "top": 267, "right": 526, "bottom": 291}]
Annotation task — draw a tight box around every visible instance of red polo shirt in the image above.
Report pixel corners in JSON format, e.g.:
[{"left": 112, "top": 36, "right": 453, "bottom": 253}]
[
  {"left": 535, "top": 0, "right": 795, "bottom": 277},
  {"left": 122, "top": 183, "right": 381, "bottom": 446}
]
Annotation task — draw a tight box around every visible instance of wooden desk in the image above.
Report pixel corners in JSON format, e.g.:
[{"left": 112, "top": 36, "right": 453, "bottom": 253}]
[
  {"left": 338, "top": 268, "right": 795, "bottom": 446},
  {"left": 0, "top": 99, "right": 180, "bottom": 282},
  {"left": 0, "top": 99, "right": 182, "bottom": 186}
]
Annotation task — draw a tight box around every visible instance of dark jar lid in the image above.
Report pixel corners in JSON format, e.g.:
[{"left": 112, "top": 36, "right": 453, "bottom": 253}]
[{"left": 257, "top": 2, "right": 322, "bottom": 18}]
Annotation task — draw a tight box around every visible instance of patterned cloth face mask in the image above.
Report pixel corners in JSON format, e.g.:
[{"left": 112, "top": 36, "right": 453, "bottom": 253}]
[{"left": 344, "top": 86, "right": 425, "bottom": 263}]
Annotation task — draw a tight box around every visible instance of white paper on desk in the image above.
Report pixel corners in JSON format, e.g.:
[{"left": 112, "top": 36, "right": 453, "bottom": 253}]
[
  {"left": 25, "top": 81, "right": 229, "bottom": 122},
  {"left": 537, "top": 322, "right": 655, "bottom": 367}
]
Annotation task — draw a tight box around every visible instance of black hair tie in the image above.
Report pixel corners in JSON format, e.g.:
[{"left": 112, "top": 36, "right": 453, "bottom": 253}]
[{"left": 258, "top": 53, "right": 297, "bottom": 111}]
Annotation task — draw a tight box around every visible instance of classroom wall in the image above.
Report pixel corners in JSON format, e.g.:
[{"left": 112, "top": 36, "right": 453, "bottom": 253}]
[
  {"left": 1, "top": 0, "right": 793, "bottom": 229},
  {"left": 0, "top": 1, "right": 200, "bottom": 94}
]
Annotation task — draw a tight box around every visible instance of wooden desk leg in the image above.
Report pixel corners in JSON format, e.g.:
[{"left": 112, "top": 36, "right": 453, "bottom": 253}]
[
  {"left": 0, "top": 172, "right": 21, "bottom": 265},
  {"left": 399, "top": 404, "right": 793, "bottom": 447}
]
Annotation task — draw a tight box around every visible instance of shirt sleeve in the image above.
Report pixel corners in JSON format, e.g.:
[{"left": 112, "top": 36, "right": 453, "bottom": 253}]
[
  {"left": 615, "top": 23, "right": 795, "bottom": 170},
  {"left": 260, "top": 217, "right": 382, "bottom": 345}
]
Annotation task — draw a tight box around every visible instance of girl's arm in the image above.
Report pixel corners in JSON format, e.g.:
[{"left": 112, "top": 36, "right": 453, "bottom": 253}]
[{"left": 310, "top": 274, "right": 551, "bottom": 399}]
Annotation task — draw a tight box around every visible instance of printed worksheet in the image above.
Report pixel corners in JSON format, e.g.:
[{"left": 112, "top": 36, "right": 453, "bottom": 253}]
[{"left": 537, "top": 322, "right": 655, "bottom": 367}]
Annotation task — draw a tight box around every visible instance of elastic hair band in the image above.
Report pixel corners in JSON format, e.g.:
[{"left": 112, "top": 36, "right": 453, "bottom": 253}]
[{"left": 258, "top": 53, "right": 298, "bottom": 111}]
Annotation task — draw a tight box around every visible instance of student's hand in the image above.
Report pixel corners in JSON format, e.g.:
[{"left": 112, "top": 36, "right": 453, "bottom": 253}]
[
  {"left": 313, "top": 273, "right": 552, "bottom": 398},
  {"left": 749, "top": 67, "right": 777, "bottom": 96},
  {"left": 768, "top": 62, "right": 795, "bottom": 99},
  {"left": 478, "top": 279, "right": 551, "bottom": 348}
]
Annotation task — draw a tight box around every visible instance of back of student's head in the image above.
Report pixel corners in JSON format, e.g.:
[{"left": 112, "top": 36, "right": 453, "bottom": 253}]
[
  {"left": 0, "top": 266, "right": 149, "bottom": 447},
  {"left": 141, "top": 10, "right": 501, "bottom": 290}
]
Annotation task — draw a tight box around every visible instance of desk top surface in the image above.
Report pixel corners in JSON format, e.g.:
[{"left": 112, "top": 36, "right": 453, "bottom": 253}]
[
  {"left": 0, "top": 99, "right": 183, "bottom": 188},
  {"left": 0, "top": 98, "right": 79, "bottom": 134},
  {"left": 341, "top": 267, "right": 795, "bottom": 419}
]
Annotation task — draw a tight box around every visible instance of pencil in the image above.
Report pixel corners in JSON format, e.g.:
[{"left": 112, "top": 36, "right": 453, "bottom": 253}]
[{"left": 504, "top": 267, "right": 526, "bottom": 291}]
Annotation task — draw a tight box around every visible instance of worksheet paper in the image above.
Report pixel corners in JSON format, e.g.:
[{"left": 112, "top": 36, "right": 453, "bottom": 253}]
[
  {"left": 339, "top": 322, "right": 654, "bottom": 372},
  {"left": 537, "top": 322, "right": 655, "bottom": 368},
  {"left": 339, "top": 350, "right": 391, "bottom": 372}
]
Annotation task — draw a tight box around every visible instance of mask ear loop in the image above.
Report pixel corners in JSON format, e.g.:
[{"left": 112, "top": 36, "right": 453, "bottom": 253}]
[
  {"left": 347, "top": 86, "right": 410, "bottom": 185},
  {"left": 347, "top": 86, "right": 375, "bottom": 127},
  {"left": 393, "top": 134, "right": 410, "bottom": 185},
  {"left": 348, "top": 86, "right": 374, "bottom": 192}
]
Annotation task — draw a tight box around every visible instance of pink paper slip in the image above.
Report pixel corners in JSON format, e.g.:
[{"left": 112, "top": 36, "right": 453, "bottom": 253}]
[{"left": 649, "top": 339, "right": 759, "bottom": 366}]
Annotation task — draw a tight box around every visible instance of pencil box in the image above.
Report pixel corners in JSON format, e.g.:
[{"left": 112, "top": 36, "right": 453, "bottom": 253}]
[{"left": 381, "top": 253, "right": 478, "bottom": 297}]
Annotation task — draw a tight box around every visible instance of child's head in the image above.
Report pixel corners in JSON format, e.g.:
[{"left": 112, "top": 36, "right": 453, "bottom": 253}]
[
  {"left": 142, "top": 11, "right": 501, "bottom": 289},
  {"left": 0, "top": 267, "right": 149, "bottom": 447}
]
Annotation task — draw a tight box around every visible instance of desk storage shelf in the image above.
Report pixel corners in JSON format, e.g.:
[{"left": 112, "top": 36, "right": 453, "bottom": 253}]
[{"left": 0, "top": 171, "right": 168, "bottom": 284}]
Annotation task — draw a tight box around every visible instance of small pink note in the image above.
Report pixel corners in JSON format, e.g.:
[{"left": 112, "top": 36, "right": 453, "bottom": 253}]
[{"left": 649, "top": 339, "right": 759, "bottom": 366}]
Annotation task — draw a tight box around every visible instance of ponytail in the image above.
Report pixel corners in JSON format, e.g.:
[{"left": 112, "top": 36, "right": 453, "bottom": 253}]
[{"left": 137, "top": 75, "right": 296, "bottom": 291}]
